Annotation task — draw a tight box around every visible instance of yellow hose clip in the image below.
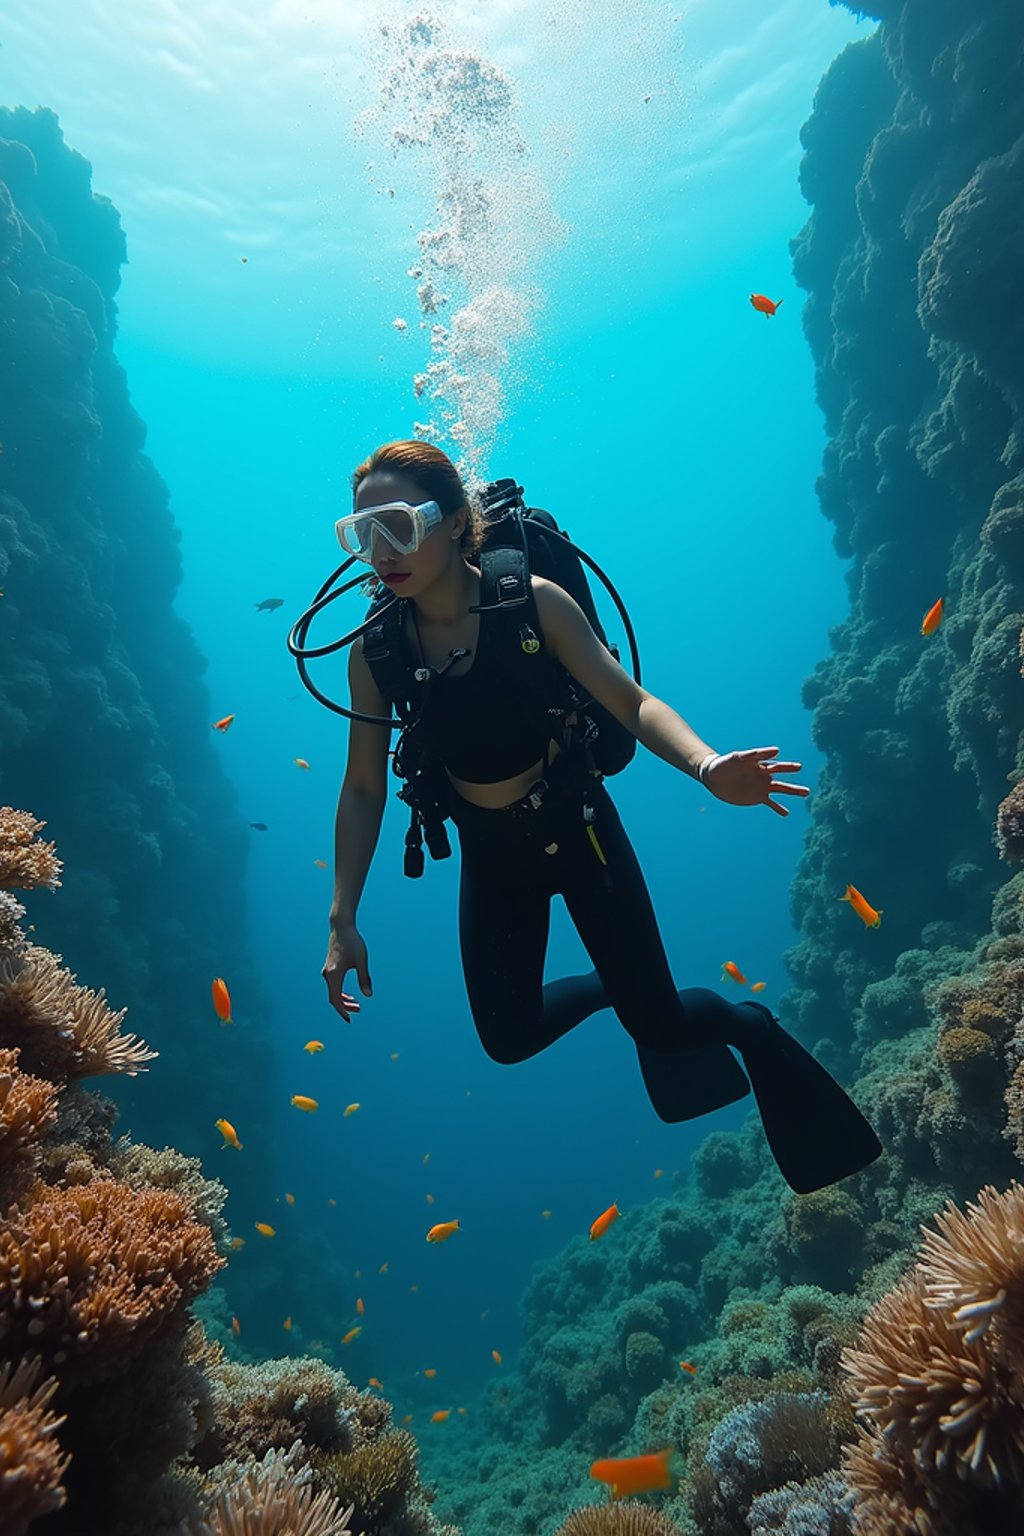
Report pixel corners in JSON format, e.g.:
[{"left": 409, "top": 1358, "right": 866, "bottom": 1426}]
[
  {"left": 586, "top": 824, "right": 607, "bottom": 866},
  {"left": 520, "top": 625, "right": 541, "bottom": 655}
]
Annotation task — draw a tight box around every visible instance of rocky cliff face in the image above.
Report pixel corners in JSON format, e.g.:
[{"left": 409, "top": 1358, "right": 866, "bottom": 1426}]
[{"left": 0, "top": 106, "right": 273, "bottom": 1194}]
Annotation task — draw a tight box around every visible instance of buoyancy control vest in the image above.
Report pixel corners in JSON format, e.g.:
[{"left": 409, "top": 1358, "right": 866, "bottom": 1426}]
[{"left": 361, "top": 480, "right": 639, "bottom": 877}]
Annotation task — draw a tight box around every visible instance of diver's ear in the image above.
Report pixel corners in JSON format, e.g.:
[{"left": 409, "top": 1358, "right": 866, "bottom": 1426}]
[{"left": 450, "top": 508, "right": 468, "bottom": 541}]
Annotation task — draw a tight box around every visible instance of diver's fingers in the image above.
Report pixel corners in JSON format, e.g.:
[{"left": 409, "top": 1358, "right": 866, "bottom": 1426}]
[
  {"left": 747, "top": 746, "right": 779, "bottom": 760},
  {"left": 771, "top": 781, "right": 810, "bottom": 797},
  {"left": 339, "top": 992, "right": 362, "bottom": 1012},
  {"left": 762, "top": 760, "right": 801, "bottom": 773},
  {"left": 766, "top": 798, "right": 789, "bottom": 817}
]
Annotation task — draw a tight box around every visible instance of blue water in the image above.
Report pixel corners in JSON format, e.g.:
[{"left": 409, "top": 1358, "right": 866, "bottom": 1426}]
[{"left": 2, "top": 0, "right": 869, "bottom": 1414}]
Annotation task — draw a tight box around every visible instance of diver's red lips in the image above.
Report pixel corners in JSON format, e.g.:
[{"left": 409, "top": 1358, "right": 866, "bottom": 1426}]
[{"left": 381, "top": 573, "right": 410, "bottom": 584}]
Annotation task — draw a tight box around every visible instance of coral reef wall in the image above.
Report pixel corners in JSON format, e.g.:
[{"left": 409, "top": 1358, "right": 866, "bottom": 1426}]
[
  {"left": 787, "top": 0, "right": 1024, "bottom": 1061},
  {"left": 0, "top": 107, "right": 274, "bottom": 1197}
]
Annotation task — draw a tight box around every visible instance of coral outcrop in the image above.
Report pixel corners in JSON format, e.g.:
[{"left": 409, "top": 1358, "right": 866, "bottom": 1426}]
[{"left": 0, "top": 805, "right": 458, "bottom": 1536}]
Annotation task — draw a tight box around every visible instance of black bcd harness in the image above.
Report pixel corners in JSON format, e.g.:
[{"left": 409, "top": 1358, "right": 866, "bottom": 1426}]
[{"left": 361, "top": 480, "right": 638, "bottom": 878}]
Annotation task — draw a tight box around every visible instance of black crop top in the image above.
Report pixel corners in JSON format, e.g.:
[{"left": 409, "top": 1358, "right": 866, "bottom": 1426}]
[{"left": 410, "top": 605, "right": 552, "bottom": 783}]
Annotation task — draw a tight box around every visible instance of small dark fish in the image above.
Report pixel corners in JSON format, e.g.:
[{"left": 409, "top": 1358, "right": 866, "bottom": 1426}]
[
  {"left": 254, "top": 597, "right": 284, "bottom": 613},
  {"left": 249, "top": 822, "right": 268, "bottom": 831}
]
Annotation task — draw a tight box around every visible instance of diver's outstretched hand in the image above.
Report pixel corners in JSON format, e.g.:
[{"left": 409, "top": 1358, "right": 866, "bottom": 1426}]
[
  {"left": 323, "top": 922, "right": 372, "bottom": 1021},
  {"left": 704, "top": 746, "right": 809, "bottom": 817}
]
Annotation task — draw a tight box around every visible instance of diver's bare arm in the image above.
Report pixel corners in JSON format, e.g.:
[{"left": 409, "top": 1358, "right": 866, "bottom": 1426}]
[
  {"left": 329, "top": 784, "right": 386, "bottom": 926},
  {"left": 632, "top": 697, "right": 718, "bottom": 779}
]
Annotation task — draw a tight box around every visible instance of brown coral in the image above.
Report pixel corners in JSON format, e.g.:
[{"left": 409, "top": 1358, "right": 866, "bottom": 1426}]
[
  {"left": 0, "top": 1180, "right": 224, "bottom": 1381},
  {"left": 0, "top": 1047, "right": 60, "bottom": 1191},
  {"left": 918, "top": 1182, "right": 1024, "bottom": 1379},
  {"left": 189, "top": 1443, "right": 357, "bottom": 1536},
  {"left": 0, "top": 942, "right": 157, "bottom": 1082},
  {"left": 315, "top": 1430, "right": 418, "bottom": 1524},
  {"left": 0, "top": 1355, "right": 69, "bottom": 1536},
  {"left": 996, "top": 781, "right": 1024, "bottom": 863},
  {"left": 554, "top": 1505, "right": 685, "bottom": 1535},
  {"left": 0, "top": 808, "right": 62, "bottom": 892},
  {"left": 842, "top": 1185, "right": 1024, "bottom": 1531}
]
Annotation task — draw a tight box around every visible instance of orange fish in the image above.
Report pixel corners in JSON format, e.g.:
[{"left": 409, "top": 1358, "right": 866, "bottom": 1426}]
[
  {"left": 426, "top": 1193, "right": 435, "bottom": 1204},
  {"left": 283, "top": 1317, "right": 292, "bottom": 1332},
  {"left": 589, "top": 1203, "right": 621, "bottom": 1242},
  {"left": 921, "top": 597, "right": 944, "bottom": 636},
  {"left": 751, "top": 981, "right": 767, "bottom": 993},
  {"left": 368, "top": 1377, "right": 383, "bottom": 1390},
  {"left": 541, "top": 1210, "right": 552, "bottom": 1220},
  {"left": 653, "top": 1169, "right": 663, "bottom": 1179},
  {"left": 356, "top": 1298, "right": 365, "bottom": 1316},
  {"left": 291, "top": 1095, "right": 319, "bottom": 1112},
  {"left": 402, "top": 1414, "right": 413, "bottom": 1426},
  {"left": 426, "top": 1219, "right": 460, "bottom": 1244},
  {"left": 342, "top": 1326, "right": 362, "bottom": 1345},
  {"left": 343, "top": 1102, "right": 360, "bottom": 1117},
  {"left": 679, "top": 1360, "right": 698, "bottom": 1375},
  {"left": 255, "top": 1222, "right": 275, "bottom": 1237},
  {"left": 212, "top": 714, "right": 236, "bottom": 732},
  {"left": 424, "top": 1368, "right": 437, "bottom": 1378},
  {"left": 721, "top": 961, "right": 749, "bottom": 986},
  {"left": 285, "top": 1193, "right": 295, "bottom": 1206},
  {"left": 214, "top": 1117, "right": 242, "bottom": 1150},
  {"left": 839, "top": 883, "right": 883, "bottom": 928},
  {"left": 211, "top": 977, "right": 233, "bottom": 1025},
  {"left": 590, "top": 1449, "right": 677, "bottom": 1500},
  {"left": 430, "top": 1410, "right": 450, "bottom": 1423},
  {"left": 491, "top": 1350, "right": 502, "bottom": 1365},
  {"left": 750, "top": 293, "right": 783, "bottom": 318},
  {"left": 231, "top": 1316, "right": 241, "bottom": 1335},
  {"left": 304, "top": 1040, "right": 324, "bottom": 1054},
  {"left": 313, "top": 859, "right": 328, "bottom": 868},
  {"left": 295, "top": 757, "right": 311, "bottom": 770},
  {"left": 229, "top": 1237, "right": 246, "bottom": 1250}
]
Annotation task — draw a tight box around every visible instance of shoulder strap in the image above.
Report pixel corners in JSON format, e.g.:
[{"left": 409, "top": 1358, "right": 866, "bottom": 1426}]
[{"left": 362, "top": 597, "right": 415, "bottom": 715}]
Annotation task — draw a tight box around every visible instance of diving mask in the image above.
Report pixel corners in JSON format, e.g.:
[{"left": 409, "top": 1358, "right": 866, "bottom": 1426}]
[{"left": 335, "top": 499, "right": 444, "bottom": 562}]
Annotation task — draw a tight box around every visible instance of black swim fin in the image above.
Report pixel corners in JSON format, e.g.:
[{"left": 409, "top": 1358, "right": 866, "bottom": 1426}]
[
  {"left": 734, "top": 1001, "right": 882, "bottom": 1194},
  {"left": 636, "top": 1039, "right": 751, "bottom": 1123}
]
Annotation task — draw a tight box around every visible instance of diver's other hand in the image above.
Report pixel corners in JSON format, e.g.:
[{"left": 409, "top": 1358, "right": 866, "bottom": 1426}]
[
  {"left": 704, "top": 746, "right": 810, "bottom": 818},
  {"left": 323, "top": 922, "right": 372, "bottom": 1021}
]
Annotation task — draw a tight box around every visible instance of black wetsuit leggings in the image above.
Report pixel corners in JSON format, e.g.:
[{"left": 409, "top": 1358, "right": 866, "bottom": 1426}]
[{"left": 448, "top": 761, "right": 763, "bottom": 1120}]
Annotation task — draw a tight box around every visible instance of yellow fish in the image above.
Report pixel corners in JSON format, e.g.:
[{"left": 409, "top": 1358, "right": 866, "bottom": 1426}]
[
  {"left": 295, "top": 757, "right": 311, "bottom": 769},
  {"left": 229, "top": 1236, "right": 246, "bottom": 1250},
  {"left": 839, "top": 883, "right": 883, "bottom": 928},
  {"left": 291, "top": 1095, "right": 319, "bottom": 1112},
  {"left": 751, "top": 981, "right": 767, "bottom": 993},
  {"left": 285, "top": 1192, "right": 296, "bottom": 1206},
  {"left": 541, "top": 1210, "right": 552, "bottom": 1220},
  {"left": 255, "top": 1222, "right": 276, "bottom": 1237},
  {"left": 215, "top": 1117, "right": 242, "bottom": 1150},
  {"left": 304, "top": 1040, "right": 324, "bottom": 1054},
  {"left": 283, "top": 1317, "right": 293, "bottom": 1332},
  {"left": 343, "top": 1102, "right": 360, "bottom": 1117},
  {"left": 426, "top": 1219, "right": 460, "bottom": 1243}
]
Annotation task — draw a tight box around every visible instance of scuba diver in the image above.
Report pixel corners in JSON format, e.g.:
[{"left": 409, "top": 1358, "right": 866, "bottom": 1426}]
[{"left": 316, "top": 439, "right": 881, "bottom": 1195}]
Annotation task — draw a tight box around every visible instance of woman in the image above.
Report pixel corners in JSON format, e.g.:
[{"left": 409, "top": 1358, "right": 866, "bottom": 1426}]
[{"left": 322, "top": 440, "right": 881, "bottom": 1194}]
